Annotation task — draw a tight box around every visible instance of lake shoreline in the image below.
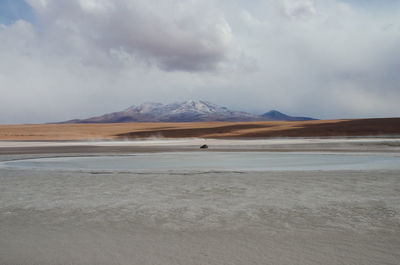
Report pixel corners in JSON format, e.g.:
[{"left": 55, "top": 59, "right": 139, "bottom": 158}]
[{"left": 1, "top": 137, "right": 400, "bottom": 156}]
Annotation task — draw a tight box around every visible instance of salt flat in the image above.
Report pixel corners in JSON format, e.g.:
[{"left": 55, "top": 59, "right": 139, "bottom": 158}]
[
  {"left": 1, "top": 137, "right": 400, "bottom": 152},
  {"left": 1, "top": 137, "right": 400, "bottom": 147},
  {"left": 0, "top": 138, "right": 399, "bottom": 265}
]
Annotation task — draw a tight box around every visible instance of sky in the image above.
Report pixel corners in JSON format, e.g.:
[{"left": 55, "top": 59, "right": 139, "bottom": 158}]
[{"left": 0, "top": 0, "right": 399, "bottom": 123}]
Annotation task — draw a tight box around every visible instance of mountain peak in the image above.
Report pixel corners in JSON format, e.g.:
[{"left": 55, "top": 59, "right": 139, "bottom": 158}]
[
  {"left": 262, "top": 110, "right": 315, "bottom": 121},
  {"left": 62, "top": 101, "right": 315, "bottom": 123},
  {"left": 171, "top": 100, "right": 221, "bottom": 114},
  {"left": 264, "top": 110, "right": 283, "bottom": 115}
]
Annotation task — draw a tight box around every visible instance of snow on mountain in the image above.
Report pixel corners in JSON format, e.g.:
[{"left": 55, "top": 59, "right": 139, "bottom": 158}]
[
  {"left": 129, "top": 102, "right": 164, "bottom": 114},
  {"left": 127, "top": 101, "right": 227, "bottom": 116},
  {"left": 63, "top": 100, "right": 315, "bottom": 123}
]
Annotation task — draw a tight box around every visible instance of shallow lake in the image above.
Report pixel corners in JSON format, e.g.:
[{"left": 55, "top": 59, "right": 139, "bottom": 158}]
[{"left": 2, "top": 151, "right": 400, "bottom": 171}]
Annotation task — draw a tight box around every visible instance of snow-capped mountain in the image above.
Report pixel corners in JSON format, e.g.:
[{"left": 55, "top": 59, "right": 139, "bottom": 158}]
[{"left": 63, "top": 100, "right": 314, "bottom": 123}]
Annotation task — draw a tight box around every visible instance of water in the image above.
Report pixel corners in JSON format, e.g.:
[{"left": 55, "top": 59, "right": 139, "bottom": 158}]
[{"left": 2, "top": 152, "right": 400, "bottom": 171}]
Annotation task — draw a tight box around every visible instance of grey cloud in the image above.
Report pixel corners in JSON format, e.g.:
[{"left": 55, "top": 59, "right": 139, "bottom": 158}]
[
  {"left": 281, "top": 0, "right": 316, "bottom": 20},
  {"left": 223, "top": 0, "right": 400, "bottom": 118},
  {"left": 26, "top": 0, "right": 232, "bottom": 71},
  {"left": 1, "top": 0, "right": 400, "bottom": 123}
]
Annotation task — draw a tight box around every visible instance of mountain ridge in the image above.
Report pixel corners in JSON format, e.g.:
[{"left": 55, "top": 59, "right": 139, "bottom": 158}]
[
  {"left": 261, "top": 110, "right": 315, "bottom": 121},
  {"left": 63, "top": 100, "right": 315, "bottom": 123}
]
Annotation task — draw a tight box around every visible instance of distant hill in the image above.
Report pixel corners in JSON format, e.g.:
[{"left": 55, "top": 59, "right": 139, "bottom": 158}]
[
  {"left": 63, "top": 100, "right": 315, "bottom": 123},
  {"left": 261, "top": 110, "right": 315, "bottom": 121}
]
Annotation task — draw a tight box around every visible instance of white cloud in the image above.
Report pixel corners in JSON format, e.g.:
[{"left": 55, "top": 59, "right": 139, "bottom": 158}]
[
  {"left": 26, "top": 0, "right": 233, "bottom": 71},
  {"left": 281, "top": 0, "right": 316, "bottom": 20},
  {"left": 78, "top": 0, "right": 114, "bottom": 14},
  {"left": 0, "top": 0, "right": 399, "bottom": 123}
]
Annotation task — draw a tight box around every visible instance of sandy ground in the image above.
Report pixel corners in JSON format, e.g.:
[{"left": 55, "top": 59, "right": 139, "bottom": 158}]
[{"left": 0, "top": 118, "right": 399, "bottom": 141}]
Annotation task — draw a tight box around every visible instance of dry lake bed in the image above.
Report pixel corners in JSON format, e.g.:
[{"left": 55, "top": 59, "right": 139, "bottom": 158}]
[{"left": 1, "top": 138, "right": 400, "bottom": 265}]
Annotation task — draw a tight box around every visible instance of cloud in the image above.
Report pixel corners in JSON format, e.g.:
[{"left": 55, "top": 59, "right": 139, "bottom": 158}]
[
  {"left": 281, "top": 0, "right": 316, "bottom": 20},
  {"left": 0, "top": 0, "right": 400, "bottom": 123},
  {"left": 25, "top": 0, "right": 233, "bottom": 71}
]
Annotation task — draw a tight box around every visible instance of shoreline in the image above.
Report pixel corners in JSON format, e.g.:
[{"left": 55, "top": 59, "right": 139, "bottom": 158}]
[{"left": 1, "top": 137, "right": 400, "bottom": 156}]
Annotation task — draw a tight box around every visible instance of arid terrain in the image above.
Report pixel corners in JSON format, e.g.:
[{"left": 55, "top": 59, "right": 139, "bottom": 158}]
[
  {"left": 1, "top": 118, "right": 400, "bottom": 265},
  {"left": 0, "top": 118, "right": 399, "bottom": 141}
]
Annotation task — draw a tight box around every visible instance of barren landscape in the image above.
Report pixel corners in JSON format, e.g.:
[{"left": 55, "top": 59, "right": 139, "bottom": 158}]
[
  {"left": 0, "top": 118, "right": 399, "bottom": 141},
  {"left": 2, "top": 1, "right": 400, "bottom": 264},
  {"left": 1, "top": 120, "right": 400, "bottom": 265}
]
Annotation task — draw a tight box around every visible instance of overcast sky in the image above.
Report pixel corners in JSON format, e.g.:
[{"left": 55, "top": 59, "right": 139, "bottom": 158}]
[{"left": 0, "top": 0, "right": 399, "bottom": 123}]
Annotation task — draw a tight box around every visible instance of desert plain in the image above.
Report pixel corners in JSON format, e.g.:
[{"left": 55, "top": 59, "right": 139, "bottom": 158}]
[
  {"left": 1, "top": 118, "right": 400, "bottom": 265},
  {"left": 0, "top": 118, "right": 399, "bottom": 141}
]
